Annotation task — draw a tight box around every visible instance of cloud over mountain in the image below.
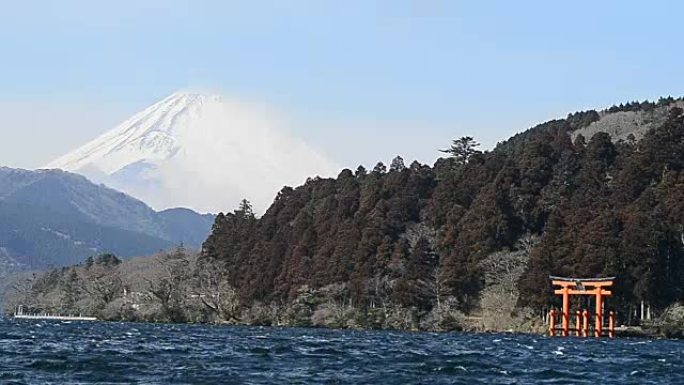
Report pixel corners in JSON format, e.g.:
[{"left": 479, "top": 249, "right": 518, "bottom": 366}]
[{"left": 47, "top": 92, "right": 340, "bottom": 213}]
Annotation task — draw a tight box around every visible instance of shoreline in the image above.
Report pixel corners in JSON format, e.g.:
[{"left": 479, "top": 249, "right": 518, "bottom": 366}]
[{"left": 5, "top": 314, "right": 675, "bottom": 340}]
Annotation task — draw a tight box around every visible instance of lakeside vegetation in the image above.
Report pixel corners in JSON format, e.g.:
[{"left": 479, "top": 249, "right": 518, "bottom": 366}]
[
  {"left": 3, "top": 246, "right": 543, "bottom": 333},
  {"left": 4, "top": 98, "right": 684, "bottom": 336}
]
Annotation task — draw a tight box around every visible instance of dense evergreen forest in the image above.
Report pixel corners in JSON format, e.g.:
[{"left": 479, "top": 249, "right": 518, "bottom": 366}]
[
  {"left": 201, "top": 98, "right": 684, "bottom": 322},
  {"left": 6, "top": 97, "right": 684, "bottom": 333}
]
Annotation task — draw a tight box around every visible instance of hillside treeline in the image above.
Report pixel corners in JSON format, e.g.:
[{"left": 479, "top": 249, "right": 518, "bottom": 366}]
[{"left": 202, "top": 101, "right": 684, "bottom": 324}]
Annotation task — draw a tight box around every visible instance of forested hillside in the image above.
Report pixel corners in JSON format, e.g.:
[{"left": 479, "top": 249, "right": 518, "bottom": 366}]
[
  {"left": 202, "top": 97, "right": 684, "bottom": 323},
  {"left": 9, "top": 97, "right": 684, "bottom": 332}
]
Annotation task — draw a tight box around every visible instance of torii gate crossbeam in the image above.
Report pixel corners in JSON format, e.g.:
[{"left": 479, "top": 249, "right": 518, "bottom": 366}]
[{"left": 548, "top": 276, "right": 616, "bottom": 337}]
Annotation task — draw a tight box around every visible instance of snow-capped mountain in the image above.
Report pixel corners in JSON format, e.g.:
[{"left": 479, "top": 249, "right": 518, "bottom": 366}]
[{"left": 47, "top": 92, "right": 339, "bottom": 213}]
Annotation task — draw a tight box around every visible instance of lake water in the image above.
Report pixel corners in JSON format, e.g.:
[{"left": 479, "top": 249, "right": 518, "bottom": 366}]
[{"left": 0, "top": 318, "right": 682, "bottom": 384}]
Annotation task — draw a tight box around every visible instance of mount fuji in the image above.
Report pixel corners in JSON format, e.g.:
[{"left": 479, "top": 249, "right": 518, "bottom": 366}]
[{"left": 47, "top": 92, "right": 339, "bottom": 213}]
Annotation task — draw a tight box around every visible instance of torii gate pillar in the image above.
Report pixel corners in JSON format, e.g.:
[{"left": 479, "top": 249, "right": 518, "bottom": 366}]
[
  {"left": 561, "top": 285, "right": 570, "bottom": 336},
  {"left": 595, "top": 286, "right": 603, "bottom": 337},
  {"left": 549, "top": 276, "right": 615, "bottom": 338}
]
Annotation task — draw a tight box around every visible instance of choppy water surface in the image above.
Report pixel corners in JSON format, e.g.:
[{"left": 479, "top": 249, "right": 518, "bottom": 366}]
[{"left": 0, "top": 319, "right": 682, "bottom": 384}]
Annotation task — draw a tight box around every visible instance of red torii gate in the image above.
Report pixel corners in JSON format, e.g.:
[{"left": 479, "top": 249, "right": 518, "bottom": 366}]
[{"left": 548, "top": 276, "right": 616, "bottom": 337}]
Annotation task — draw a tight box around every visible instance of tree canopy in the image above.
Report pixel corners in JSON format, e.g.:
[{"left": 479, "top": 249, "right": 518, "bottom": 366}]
[{"left": 201, "top": 106, "right": 684, "bottom": 319}]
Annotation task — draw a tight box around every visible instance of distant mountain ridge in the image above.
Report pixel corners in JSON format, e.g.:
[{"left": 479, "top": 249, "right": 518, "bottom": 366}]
[{"left": 0, "top": 167, "right": 214, "bottom": 269}]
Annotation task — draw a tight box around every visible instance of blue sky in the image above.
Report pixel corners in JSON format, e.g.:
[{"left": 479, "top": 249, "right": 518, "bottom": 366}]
[{"left": 1, "top": 0, "right": 684, "bottom": 170}]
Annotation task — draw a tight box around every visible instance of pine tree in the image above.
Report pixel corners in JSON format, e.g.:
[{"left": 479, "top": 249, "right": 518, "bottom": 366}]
[
  {"left": 390, "top": 156, "right": 406, "bottom": 172},
  {"left": 236, "top": 199, "right": 255, "bottom": 219},
  {"left": 440, "top": 136, "right": 481, "bottom": 165}
]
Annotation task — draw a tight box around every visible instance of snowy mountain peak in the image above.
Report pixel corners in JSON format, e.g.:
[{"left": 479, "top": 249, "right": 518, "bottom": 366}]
[
  {"left": 47, "top": 91, "right": 339, "bottom": 213},
  {"left": 166, "top": 90, "right": 222, "bottom": 102},
  {"left": 48, "top": 91, "right": 231, "bottom": 175}
]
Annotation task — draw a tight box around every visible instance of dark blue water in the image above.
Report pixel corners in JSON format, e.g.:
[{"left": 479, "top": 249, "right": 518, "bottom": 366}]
[{"left": 0, "top": 319, "right": 682, "bottom": 384}]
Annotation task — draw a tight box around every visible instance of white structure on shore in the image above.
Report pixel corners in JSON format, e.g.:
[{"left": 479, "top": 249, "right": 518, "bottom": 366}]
[{"left": 13, "top": 305, "right": 97, "bottom": 321}]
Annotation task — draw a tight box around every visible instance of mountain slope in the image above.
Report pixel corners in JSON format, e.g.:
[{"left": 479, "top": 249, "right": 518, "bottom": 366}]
[
  {"left": 0, "top": 201, "right": 172, "bottom": 268},
  {"left": 1, "top": 168, "right": 166, "bottom": 238},
  {"left": 570, "top": 98, "right": 684, "bottom": 143},
  {"left": 0, "top": 167, "right": 214, "bottom": 268},
  {"left": 157, "top": 208, "right": 216, "bottom": 248},
  {"left": 47, "top": 92, "right": 339, "bottom": 212},
  {"left": 200, "top": 97, "right": 684, "bottom": 318}
]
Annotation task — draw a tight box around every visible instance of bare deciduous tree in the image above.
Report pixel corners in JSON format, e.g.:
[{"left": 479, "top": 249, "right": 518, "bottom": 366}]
[
  {"left": 3, "top": 273, "right": 38, "bottom": 313},
  {"left": 478, "top": 242, "right": 534, "bottom": 331},
  {"left": 80, "top": 263, "right": 123, "bottom": 307},
  {"left": 196, "top": 258, "right": 240, "bottom": 323},
  {"left": 146, "top": 246, "right": 194, "bottom": 322}
]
